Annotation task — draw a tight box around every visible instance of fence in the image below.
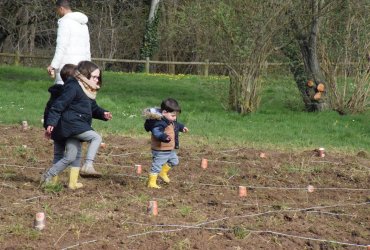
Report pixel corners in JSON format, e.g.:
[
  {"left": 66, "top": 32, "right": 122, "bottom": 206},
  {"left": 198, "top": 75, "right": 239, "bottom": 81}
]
[{"left": 0, "top": 52, "right": 290, "bottom": 76}]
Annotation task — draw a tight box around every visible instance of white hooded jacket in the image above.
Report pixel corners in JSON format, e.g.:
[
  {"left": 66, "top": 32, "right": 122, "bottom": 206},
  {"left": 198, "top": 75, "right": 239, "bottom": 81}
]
[{"left": 51, "top": 12, "right": 91, "bottom": 85}]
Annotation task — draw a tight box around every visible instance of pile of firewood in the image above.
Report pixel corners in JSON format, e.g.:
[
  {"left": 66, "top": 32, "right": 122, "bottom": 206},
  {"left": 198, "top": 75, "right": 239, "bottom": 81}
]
[{"left": 306, "top": 80, "right": 325, "bottom": 101}]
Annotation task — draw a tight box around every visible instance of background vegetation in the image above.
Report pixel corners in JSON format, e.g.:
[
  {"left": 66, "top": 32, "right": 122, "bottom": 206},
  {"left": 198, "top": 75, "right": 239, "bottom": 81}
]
[
  {"left": 0, "top": 3, "right": 368, "bottom": 248},
  {"left": 0, "top": 1, "right": 368, "bottom": 150},
  {"left": 0, "top": 0, "right": 369, "bottom": 114},
  {"left": 0, "top": 65, "right": 368, "bottom": 152}
]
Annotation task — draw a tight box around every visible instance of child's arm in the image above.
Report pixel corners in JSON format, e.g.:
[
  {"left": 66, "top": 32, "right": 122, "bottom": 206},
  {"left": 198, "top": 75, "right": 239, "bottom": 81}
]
[
  {"left": 152, "top": 124, "right": 171, "bottom": 142},
  {"left": 177, "top": 122, "right": 189, "bottom": 133},
  {"left": 91, "top": 100, "right": 111, "bottom": 121}
]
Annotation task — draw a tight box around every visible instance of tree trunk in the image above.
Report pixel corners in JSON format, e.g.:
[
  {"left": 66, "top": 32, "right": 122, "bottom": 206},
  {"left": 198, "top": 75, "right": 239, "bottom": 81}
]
[
  {"left": 149, "top": 0, "right": 161, "bottom": 22},
  {"left": 228, "top": 69, "right": 261, "bottom": 114},
  {"left": 0, "top": 28, "right": 9, "bottom": 52},
  {"left": 298, "top": 39, "right": 326, "bottom": 111},
  {"left": 29, "top": 23, "right": 36, "bottom": 54},
  {"left": 284, "top": 0, "right": 327, "bottom": 112}
]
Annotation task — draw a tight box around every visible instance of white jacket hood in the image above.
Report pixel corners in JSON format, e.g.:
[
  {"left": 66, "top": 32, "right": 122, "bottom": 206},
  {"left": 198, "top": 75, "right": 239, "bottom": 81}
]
[{"left": 59, "top": 12, "right": 88, "bottom": 25}]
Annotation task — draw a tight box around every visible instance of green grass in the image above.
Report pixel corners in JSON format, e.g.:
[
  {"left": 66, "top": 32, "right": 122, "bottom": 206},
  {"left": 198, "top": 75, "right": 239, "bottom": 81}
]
[
  {"left": 178, "top": 205, "right": 193, "bottom": 217},
  {"left": 0, "top": 65, "right": 369, "bottom": 152},
  {"left": 42, "top": 183, "right": 63, "bottom": 193},
  {"left": 6, "top": 223, "right": 41, "bottom": 240},
  {"left": 233, "top": 226, "right": 248, "bottom": 239},
  {"left": 224, "top": 167, "right": 240, "bottom": 178},
  {"left": 173, "top": 238, "right": 191, "bottom": 250}
]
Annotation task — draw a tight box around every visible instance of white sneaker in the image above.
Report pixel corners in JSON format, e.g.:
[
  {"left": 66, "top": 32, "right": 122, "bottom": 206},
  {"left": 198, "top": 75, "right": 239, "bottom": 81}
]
[{"left": 80, "top": 164, "right": 102, "bottom": 178}]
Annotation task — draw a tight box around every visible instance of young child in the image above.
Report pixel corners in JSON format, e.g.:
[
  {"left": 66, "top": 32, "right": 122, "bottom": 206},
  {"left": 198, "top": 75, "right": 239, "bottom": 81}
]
[
  {"left": 143, "top": 98, "right": 188, "bottom": 188},
  {"left": 42, "top": 64, "right": 82, "bottom": 186},
  {"left": 41, "top": 61, "right": 112, "bottom": 189},
  {"left": 43, "top": 64, "right": 76, "bottom": 131}
]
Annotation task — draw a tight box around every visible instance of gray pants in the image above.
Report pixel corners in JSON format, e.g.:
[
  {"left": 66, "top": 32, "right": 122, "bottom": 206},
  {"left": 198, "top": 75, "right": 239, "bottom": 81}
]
[
  {"left": 151, "top": 150, "right": 179, "bottom": 174},
  {"left": 45, "top": 138, "right": 82, "bottom": 177},
  {"left": 53, "top": 139, "right": 82, "bottom": 166},
  {"left": 73, "top": 130, "right": 102, "bottom": 166},
  {"left": 44, "top": 130, "right": 101, "bottom": 177}
]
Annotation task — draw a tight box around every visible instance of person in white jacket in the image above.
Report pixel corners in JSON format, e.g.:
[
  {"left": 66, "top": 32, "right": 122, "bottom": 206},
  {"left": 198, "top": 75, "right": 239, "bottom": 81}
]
[{"left": 47, "top": 0, "right": 91, "bottom": 85}]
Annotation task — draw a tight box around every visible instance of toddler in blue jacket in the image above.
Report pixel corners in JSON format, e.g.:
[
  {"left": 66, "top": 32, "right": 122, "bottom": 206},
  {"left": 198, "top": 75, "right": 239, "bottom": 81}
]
[{"left": 143, "top": 98, "right": 188, "bottom": 188}]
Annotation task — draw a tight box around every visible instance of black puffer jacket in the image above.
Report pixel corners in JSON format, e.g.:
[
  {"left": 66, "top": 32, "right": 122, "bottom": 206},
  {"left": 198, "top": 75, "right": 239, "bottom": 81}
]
[
  {"left": 43, "top": 84, "right": 64, "bottom": 130},
  {"left": 46, "top": 77, "right": 108, "bottom": 141}
]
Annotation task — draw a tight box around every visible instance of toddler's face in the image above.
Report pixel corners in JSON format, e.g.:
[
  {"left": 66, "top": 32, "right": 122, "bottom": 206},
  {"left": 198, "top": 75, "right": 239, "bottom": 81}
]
[{"left": 162, "top": 110, "right": 177, "bottom": 122}]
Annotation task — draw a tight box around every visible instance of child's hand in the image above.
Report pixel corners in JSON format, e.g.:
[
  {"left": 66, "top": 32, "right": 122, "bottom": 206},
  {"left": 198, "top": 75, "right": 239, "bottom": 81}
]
[
  {"left": 46, "top": 125, "right": 54, "bottom": 134},
  {"left": 104, "top": 112, "right": 112, "bottom": 120},
  {"left": 182, "top": 127, "right": 189, "bottom": 133},
  {"left": 44, "top": 130, "right": 51, "bottom": 139}
]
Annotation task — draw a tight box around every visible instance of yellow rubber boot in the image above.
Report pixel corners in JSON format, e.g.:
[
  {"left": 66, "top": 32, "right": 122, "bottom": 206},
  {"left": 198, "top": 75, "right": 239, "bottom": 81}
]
[
  {"left": 51, "top": 175, "right": 59, "bottom": 185},
  {"left": 68, "top": 167, "right": 83, "bottom": 190},
  {"left": 159, "top": 164, "right": 171, "bottom": 183},
  {"left": 147, "top": 174, "right": 161, "bottom": 189}
]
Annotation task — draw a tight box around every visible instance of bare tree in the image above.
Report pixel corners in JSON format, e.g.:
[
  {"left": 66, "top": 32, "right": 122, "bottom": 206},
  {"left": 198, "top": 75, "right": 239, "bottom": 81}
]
[
  {"left": 192, "top": 1, "right": 288, "bottom": 113},
  {"left": 157, "top": 1, "right": 209, "bottom": 74},
  {"left": 0, "top": 0, "right": 149, "bottom": 69},
  {"left": 87, "top": 0, "right": 147, "bottom": 71},
  {"left": 278, "top": 0, "right": 349, "bottom": 111},
  {"left": 0, "top": 0, "right": 54, "bottom": 56},
  {"left": 319, "top": 0, "right": 370, "bottom": 114}
]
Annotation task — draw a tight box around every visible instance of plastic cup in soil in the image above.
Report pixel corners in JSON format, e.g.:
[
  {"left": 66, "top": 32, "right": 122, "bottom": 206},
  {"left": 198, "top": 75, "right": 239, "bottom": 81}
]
[
  {"left": 259, "top": 152, "right": 267, "bottom": 158},
  {"left": 135, "top": 164, "right": 142, "bottom": 174},
  {"left": 22, "top": 121, "right": 29, "bottom": 130},
  {"left": 318, "top": 147, "right": 325, "bottom": 157},
  {"left": 34, "top": 212, "right": 45, "bottom": 230},
  {"left": 201, "top": 158, "right": 208, "bottom": 169},
  {"left": 147, "top": 201, "right": 158, "bottom": 216},
  {"left": 238, "top": 186, "right": 247, "bottom": 197}
]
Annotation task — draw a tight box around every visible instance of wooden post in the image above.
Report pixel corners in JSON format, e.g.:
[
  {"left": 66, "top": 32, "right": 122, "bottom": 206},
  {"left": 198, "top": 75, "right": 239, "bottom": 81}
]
[
  {"left": 14, "top": 51, "right": 20, "bottom": 66},
  {"left": 145, "top": 57, "right": 150, "bottom": 74},
  {"left": 169, "top": 62, "right": 175, "bottom": 75},
  {"left": 204, "top": 59, "right": 209, "bottom": 77}
]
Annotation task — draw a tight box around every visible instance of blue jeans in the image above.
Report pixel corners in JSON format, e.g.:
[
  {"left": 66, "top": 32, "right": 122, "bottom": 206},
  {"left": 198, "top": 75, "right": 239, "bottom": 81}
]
[{"left": 151, "top": 150, "right": 179, "bottom": 174}]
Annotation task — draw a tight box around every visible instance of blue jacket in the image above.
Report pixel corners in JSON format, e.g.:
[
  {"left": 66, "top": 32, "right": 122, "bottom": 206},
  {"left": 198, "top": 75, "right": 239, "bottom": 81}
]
[
  {"left": 144, "top": 114, "right": 185, "bottom": 149},
  {"left": 46, "top": 77, "right": 108, "bottom": 141}
]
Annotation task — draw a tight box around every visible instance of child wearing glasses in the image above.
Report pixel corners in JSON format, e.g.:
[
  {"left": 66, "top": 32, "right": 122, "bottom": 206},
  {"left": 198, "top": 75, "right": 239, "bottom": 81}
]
[
  {"left": 41, "top": 61, "right": 112, "bottom": 189},
  {"left": 143, "top": 98, "right": 189, "bottom": 188}
]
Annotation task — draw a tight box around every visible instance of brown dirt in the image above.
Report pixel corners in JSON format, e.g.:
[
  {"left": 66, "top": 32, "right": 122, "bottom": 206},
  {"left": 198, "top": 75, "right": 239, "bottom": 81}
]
[{"left": 0, "top": 125, "right": 369, "bottom": 249}]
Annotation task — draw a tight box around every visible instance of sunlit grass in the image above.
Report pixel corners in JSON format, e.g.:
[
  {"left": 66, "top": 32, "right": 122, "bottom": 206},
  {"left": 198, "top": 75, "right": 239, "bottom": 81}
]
[{"left": 0, "top": 65, "right": 369, "bottom": 152}]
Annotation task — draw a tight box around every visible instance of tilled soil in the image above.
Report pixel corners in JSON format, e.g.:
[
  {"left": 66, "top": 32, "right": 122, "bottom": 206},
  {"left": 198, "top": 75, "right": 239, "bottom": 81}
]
[{"left": 0, "top": 125, "right": 369, "bottom": 249}]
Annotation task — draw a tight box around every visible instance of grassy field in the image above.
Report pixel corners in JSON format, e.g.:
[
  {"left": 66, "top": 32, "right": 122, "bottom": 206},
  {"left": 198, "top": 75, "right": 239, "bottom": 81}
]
[
  {"left": 0, "top": 65, "right": 369, "bottom": 249},
  {"left": 0, "top": 65, "right": 369, "bottom": 153}
]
